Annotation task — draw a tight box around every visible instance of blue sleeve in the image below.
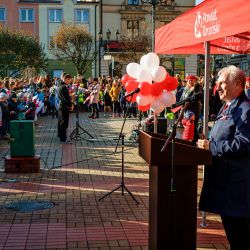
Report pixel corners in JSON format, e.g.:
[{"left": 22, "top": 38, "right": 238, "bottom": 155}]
[
  {"left": 210, "top": 105, "right": 250, "bottom": 157},
  {"left": 245, "top": 89, "right": 250, "bottom": 100}
]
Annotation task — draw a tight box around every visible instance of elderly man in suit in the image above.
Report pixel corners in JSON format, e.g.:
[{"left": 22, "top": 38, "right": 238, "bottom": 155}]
[
  {"left": 245, "top": 76, "right": 250, "bottom": 100},
  {"left": 198, "top": 65, "right": 250, "bottom": 250}
]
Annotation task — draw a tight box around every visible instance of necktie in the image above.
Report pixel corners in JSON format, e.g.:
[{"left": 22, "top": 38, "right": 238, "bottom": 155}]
[{"left": 223, "top": 103, "right": 228, "bottom": 111}]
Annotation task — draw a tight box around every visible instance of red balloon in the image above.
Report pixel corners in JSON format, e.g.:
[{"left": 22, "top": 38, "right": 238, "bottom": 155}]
[
  {"left": 138, "top": 104, "right": 150, "bottom": 112},
  {"left": 139, "top": 82, "right": 152, "bottom": 96},
  {"left": 125, "top": 92, "right": 137, "bottom": 102},
  {"left": 121, "top": 74, "right": 130, "bottom": 86},
  {"left": 161, "top": 76, "right": 178, "bottom": 91},
  {"left": 151, "top": 82, "right": 163, "bottom": 96},
  {"left": 121, "top": 74, "right": 135, "bottom": 86},
  {"left": 125, "top": 80, "right": 139, "bottom": 92}
]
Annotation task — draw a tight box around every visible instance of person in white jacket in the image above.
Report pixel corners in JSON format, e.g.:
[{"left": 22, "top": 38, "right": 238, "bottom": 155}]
[{"left": 88, "top": 77, "right": 100, "bottom": 119}]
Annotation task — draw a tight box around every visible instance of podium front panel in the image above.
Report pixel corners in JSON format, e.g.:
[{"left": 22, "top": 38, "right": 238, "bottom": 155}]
[
  {"left": 149, "top": 164, "right": 197, "bottom": 249},
  {"left": 138, "top": 131, "right": 212, "bottom": 250}
]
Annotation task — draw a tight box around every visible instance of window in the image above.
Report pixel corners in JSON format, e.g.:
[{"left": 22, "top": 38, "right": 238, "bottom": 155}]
[
  {"left": 75, "top": 9, "right": 89, "bottom": 23},
  {"left": 49, "top": 9, "right": 62, "bottom": 23},
  {"left": 0, "top": 8, "right": 5, "bottom": 21},
  {"left": 128, "top": 0, "right": 139, "bottom": 5},
  {"left": 20, "top": 9, "right": 34, "bottom": 22},
  {"left": 127, "top": 20, "right": 139, "bottom": 38}
]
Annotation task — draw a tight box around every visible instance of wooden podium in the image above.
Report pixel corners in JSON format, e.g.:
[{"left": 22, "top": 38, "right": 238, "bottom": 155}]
[{"left": 139, "top": 131, "right": 212, "bottom": 250}]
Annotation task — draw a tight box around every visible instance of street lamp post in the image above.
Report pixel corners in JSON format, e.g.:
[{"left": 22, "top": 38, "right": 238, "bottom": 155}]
[
  {"left": 98, "top": 31, "right": 103, "bottom": 76},
  {"left": 106, "top": 29, "right": 111, "bottom": 76},
  {"left": 141, "top": 0, "right": 175, "bottom": 52},
  {"left": 115, "top": 29, "right": 120, "bottom": 41}
]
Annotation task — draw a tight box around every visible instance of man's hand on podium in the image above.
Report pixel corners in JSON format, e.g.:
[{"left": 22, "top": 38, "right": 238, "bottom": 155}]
[{"left": 197, "top": 139, "right": 210, "bottom": 150}]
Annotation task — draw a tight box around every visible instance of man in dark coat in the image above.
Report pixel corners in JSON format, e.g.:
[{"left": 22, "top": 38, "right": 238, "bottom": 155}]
[
  {"left": 58, "top": 74, "right": 72, "bottom": 143},
  {"left": 198, "top": 65, "right": 250, "bottom": 250}
]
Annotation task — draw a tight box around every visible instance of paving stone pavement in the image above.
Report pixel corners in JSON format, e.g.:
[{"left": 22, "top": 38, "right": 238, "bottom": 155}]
[{"left": 0, "top": 112, "right": 229, "bottom": 250}]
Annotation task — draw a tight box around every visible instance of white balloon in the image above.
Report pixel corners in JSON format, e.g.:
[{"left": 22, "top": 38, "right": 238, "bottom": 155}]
[
  {"left": 140, "top": 55, "right": 147, "bottom": 67},
  {"left": 151, "top": 66, "right": 167, "bottom": 83},
  {"left": 137, "top": 68, "right": 153, "bottom": 83},
  {"left": 151, "top": 104, "right": 165, "bottom": 114},
  {"left": 126, "top": 63, "right": 141, "bottom": 79},
  {"left": 141, "top": 52, "right": 160, "bottom": 71},
  {"left": 158, "top": 91, "right": 176, "bottom": 107},
  {"left": 169, "top": 91, "right": 176, "bottom": 106},
  {"left": 151, "top": 97, "right": 165, "bottom": 114},
  {"left": 136, "top": 94, "right": 153, "bottom": 106}
]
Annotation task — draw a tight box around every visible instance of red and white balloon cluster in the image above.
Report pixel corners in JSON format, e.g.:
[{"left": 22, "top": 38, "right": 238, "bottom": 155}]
[{"left": 121, "top": 52, "right": 177, "bottom": 113}]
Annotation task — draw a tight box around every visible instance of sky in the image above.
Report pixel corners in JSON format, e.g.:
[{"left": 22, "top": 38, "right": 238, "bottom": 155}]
[{"left": 195, "top": 0, "right": 205, "bottom": 5}]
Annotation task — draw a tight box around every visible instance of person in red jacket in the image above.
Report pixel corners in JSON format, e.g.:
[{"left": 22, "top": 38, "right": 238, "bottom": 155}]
[{"left": 181, "top": 110, "right": 195, "bottom": 141}]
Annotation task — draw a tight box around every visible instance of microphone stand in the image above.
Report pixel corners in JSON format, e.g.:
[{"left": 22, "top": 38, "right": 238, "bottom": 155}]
[
  {"left": 160, "top": 101, "right": 190, "bottom": 248},
  {"left": 99, "top": 93, "right": 140, "bottom": 204},
  {"left": 69, "top": 85, "right": 94, "bottom": 141}
]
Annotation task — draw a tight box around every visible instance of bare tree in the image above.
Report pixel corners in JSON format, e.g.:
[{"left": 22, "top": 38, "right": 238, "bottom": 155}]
[
  {"left": 52, "top": 23, "right": 96, "bottom": 75},
  {"left": 117, "top": 35, "right": 151, "bottom": 64}
]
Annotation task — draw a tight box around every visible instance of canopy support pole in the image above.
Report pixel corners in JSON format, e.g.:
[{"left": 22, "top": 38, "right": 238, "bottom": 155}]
[
  {"left": 151, "top": 4, "right": 157, "bottom": 133},
  {"left": 203, "top": 41, "right": 210, "bottom": 138},
  {"left": 201, "top": 41, "right": 211, "bottom": 228}
]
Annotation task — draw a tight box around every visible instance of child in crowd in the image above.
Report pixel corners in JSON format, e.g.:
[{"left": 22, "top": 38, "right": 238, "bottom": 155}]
[
  {"left": 118, "top": 85, "right": 127, "bottom": 117},
  {"left": 0, "top": 92, "right": 9, "bottom": 139},
  {"left": 8, "top": 93, "right": 18, "bottom": 121},
  {"left": 109, "top": 80, "right": 121, "bottom": 118},
  {"left": 24, "top": 94, "right": 36, "bottom": 120},
  {"left": 181, "top": 110, "right": 195, "bottom": 141},
  {"left": 103, "top": 82, "right": 112, "bottom": 116}
]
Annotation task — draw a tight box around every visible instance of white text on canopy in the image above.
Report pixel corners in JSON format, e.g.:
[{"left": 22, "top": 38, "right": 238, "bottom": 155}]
[{"left": 194, "top": 9, "right": 221, "bottom": 39}]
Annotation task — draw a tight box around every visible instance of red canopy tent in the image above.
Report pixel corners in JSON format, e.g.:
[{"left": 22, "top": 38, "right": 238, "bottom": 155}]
[
  {"left": 155, "top": 0, "right": 250, "bottom": 55},
  {"left": 155, "top": 0, "right": 250, "bottom": 137}
]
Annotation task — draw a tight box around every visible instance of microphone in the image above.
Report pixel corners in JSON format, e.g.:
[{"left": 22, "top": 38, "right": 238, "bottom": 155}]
[
  {"left": 172, "top": 92, "right": 202, "bottom": 108},
  {"left": 123, "top": 88, "right": 140, "bottom": 99}
]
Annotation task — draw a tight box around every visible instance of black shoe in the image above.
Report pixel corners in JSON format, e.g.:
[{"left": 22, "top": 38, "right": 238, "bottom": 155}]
[{"left": 88, "top": 115, "right": 94, "bottom": 118}]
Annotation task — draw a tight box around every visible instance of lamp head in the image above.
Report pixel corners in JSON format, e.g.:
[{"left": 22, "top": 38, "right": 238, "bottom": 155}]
[
  {"left": 106, "top": 29, "right": 111, "bottom": 40},
  {"left": 115, "top": 29, "right": 120, "bottom": 40},
  {"left": 98, "top": 31, "right": 103, "bottom": 40}
]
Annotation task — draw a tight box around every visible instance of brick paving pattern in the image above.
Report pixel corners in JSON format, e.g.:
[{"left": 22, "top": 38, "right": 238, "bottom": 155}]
[{"left": 0, "top": 113, "right": 229, "bottom": 249}]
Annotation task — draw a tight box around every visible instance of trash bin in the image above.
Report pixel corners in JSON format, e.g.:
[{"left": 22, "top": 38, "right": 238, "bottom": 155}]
[{"left": 10, "top": 120, "right": 35, "bottom": 157}]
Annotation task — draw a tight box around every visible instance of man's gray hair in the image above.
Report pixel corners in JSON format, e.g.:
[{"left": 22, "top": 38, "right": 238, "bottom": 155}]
[{"left": 218, "top": 65, "right": 245, "bottom": 88}]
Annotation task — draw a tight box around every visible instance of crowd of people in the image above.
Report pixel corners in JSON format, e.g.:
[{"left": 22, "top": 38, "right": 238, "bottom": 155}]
[
  {"left": 0, "top": 70, "right": 249, "bottom": 143},
  {"left": 0, "top": 74, "right": 139, "bottom": 143},
  {"left": 0, "top": 65, "right": 250, "bottom": 248}
]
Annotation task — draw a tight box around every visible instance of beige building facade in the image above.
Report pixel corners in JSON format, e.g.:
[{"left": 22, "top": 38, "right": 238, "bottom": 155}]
[
  {"left": 38, "top": 0, "right": 100, "bottom": 77},
  {"left": 0, "top": 0, "right": 196, "bottom": 78},
  {"left": 100, "top": 0, "right": 197, "bottom": 78}
]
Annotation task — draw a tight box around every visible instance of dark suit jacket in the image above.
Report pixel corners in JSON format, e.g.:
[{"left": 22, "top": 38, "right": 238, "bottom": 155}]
[
  {"left": 199, "top": 92, "right": 250, "bottom": 217},
  {"left": 58, "top": 83, "right": 71, "bottom": 110}
]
